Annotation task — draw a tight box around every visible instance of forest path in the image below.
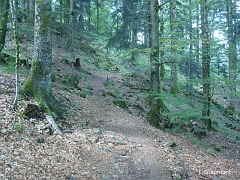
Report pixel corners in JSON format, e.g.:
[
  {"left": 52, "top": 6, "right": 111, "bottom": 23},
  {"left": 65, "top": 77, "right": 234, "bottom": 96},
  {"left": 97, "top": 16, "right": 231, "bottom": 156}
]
[{"left": 78, "top": 71, "right": 173, "bottom": 179}]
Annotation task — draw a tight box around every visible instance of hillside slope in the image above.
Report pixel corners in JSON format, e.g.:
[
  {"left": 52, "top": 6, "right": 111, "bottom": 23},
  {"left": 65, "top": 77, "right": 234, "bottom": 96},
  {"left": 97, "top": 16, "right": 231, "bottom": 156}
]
[{"left": 0, "top": 26, "right": 240, "bottom": 179}]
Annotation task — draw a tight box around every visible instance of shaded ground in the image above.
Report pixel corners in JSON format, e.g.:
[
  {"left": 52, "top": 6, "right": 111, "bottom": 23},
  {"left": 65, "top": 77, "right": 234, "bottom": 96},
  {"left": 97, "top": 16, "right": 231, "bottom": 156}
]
[{"left": 1, "top": 65, "right": 239, "bottom": 179}]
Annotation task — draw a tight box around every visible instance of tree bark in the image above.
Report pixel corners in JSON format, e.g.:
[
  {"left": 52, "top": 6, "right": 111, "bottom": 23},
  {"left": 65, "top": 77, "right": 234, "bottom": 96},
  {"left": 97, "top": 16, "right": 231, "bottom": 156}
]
[
  {"left": 187, "top": 0, "right": 194, "bottom": 95},
  {"left": 79, "top": 0, "right": 84, "bottom": 29},
  {"left": 131, "top": 4, "right": 138, "bottom": 64},
  {"left": 0, "top": 0, "right": 9, "bottom": 61},
  {"left": 170, "top": 0, "right": 180, "bottom": 95},
  {"left": 10, "top": 0, "right": 20, "bottom": 109},
  {"left": 96, "top": 0, "right": 100, "bottom": 33},
  {"left": 148, "top": 0, "right": 164, "bottom": 127},
  {"left": 24, "top": 0, "right": 53, "bottom": 104},
  {"left": 227, "top": 0, "right": 237, "bottom": 113},
  {"left": 159, "top": 0, "right": 165, "bottom": 79},
  {"left": 28, "top": 0, "right": 35, "bottom": 21},
  {"left": 201, "top": 0, "right": 211, "bottom": 130}
]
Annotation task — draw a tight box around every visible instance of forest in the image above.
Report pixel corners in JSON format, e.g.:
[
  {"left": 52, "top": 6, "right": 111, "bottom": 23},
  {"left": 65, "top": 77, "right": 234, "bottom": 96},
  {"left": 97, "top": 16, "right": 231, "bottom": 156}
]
[{"left": 0, "top": 0, "right": 240, "bottom": 179}]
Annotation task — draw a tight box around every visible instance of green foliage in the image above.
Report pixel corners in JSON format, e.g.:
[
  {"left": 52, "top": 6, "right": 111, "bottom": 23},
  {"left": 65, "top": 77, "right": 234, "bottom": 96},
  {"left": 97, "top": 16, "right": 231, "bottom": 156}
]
[
  {"left": 169, "top": 141, "right": 177, "bottom": 148},
  {"left": 13, "top": 123, "right": 25, "bottom": 133},
  {"left": 188, "top": 132, "right": 211, "bottom": 148},
  {"left": 24, "top": 78, "right": 34, "bottom": 96},
  {"left": 0, "top": 62, "right": 15, "bottom": 72},
  {"left": 158, "top": 91, "right": 202, "bottom": 129}
]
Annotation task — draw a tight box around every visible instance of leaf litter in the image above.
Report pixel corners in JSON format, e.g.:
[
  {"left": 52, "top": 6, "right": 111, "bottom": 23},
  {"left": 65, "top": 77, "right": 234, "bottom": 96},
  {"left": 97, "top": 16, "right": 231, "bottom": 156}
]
[{"left": 0, "top": 63, "right": 240, "bottom": 180}]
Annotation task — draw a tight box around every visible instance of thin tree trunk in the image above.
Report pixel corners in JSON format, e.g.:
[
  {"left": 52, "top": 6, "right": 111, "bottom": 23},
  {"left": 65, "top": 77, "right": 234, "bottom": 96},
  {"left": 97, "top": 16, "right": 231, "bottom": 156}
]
[
  {"left": 170, "top": 0, "right": 180, "bottom": 95},
  {"left": 227, "top": 0, "right": 237, "bottom": 113},
  {"left": 29, "top": 0, "right": 35, "bottom": 21},
  {"left": 65, "top": 0, "right": 74, "bottom": 50},
  {"left": 131, "top": 5, "right": 138, "bottom": 64},
  {"left": 87, "top": 0, "right": 91, "bottom": 28},
  {"left": 79, "top": 0, "right": 84, "bottom": 29},
  {"left": 188, "top": 0, "right": 193, "bottom": 95},
  {"left": 159, "top": 0, "right": 165, "bottom": 79},
  {"left": 201, "top": 0, "right": 211, "bottom": 130},
  {"left": 96, "top": 0, "right": 100, "bottom": 33},
  {"left": 10, "top": 0, "right": 20, "bottom": 109}
]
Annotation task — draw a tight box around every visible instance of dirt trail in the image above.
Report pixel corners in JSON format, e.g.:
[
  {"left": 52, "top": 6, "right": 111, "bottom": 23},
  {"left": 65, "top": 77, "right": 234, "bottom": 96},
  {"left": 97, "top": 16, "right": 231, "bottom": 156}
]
[{"left": 80, "top": 72, "right": 172, "bottom": 179}]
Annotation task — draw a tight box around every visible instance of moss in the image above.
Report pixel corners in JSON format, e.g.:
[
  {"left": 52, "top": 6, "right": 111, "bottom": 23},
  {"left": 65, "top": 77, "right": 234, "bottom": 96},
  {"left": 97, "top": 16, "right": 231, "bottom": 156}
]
[
  {"left": 149, "top": 108, "right": 160, "bottom": 128},
  {"left": 79, "top": 92, "right": 87, "bottom": 98},
  {"left": 113, "top": 100, "right": 128, "bottom": 110},
  {"left": 24, "top": 78, "right": 34, "bottom": 96},
  {"left": 51, "top": 72, "right": 56, "bottom": 82},
  {"left": 37, "top": 1, "right": 52, "bottom": 31},
  {"left": 170, "top": 84, "right": 180, "bottom": 95}
]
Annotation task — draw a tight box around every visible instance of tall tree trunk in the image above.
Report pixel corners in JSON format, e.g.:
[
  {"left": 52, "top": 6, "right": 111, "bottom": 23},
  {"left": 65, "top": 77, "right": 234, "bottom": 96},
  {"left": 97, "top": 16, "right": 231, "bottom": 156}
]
[
  {"left": 201, "top": 0, "right": 211, "bottom": 130},
  {"left": 79, "top": 0, "right": 84, "bottom": 29},
  {"left": 87, "top": 0, "right": 91, "bottom": 28},
  {"left": 96, "top": 0, "right": 100, "bottom": 33},
  {"left": 131, "top": 4, "right": 138, "bottom": 64},
  {"left": 159, "top": 0, "right": 165, "bottom": 79},
  {"left": 227, "top": 0, "right": 237, "bottom": 113},
  {"left": 188, "top": 0, "right": 194, "bottom": 95},
  {"left": 65, "top": 0, "right": 74, "bottom": 50},
  {"left": 10, "top": 0, "right": 20, "bottom": 109},
  {"left": 149, "top": 0, "right": 166, "bottom": 127},
  {"left": 24, "top": 0, "right": 53, "bottom": 104},
  {"left": 28, "top": 0, "right": 35, "bottom": 21},
  {"left": 0, "top": 0, "right": 9, "bottom": 62},
  {"left": 60, "top": 0, "right": 63, "bottom": 23},
  {"left": 170, "top": 0, "right": 180, "bottom": 95}
]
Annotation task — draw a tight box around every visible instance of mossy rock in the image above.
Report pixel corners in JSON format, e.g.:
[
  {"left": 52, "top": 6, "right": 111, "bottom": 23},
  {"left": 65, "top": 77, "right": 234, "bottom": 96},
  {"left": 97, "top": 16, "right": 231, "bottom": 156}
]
[{"left": 113, "top": 100, "right": 128, "bottom": 110}]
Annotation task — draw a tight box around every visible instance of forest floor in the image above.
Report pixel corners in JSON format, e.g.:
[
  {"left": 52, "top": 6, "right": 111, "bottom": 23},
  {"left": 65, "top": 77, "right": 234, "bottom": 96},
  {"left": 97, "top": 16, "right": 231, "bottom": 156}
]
[{"left": 0, "top": 30, "right": 240, "bottom": 179}]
